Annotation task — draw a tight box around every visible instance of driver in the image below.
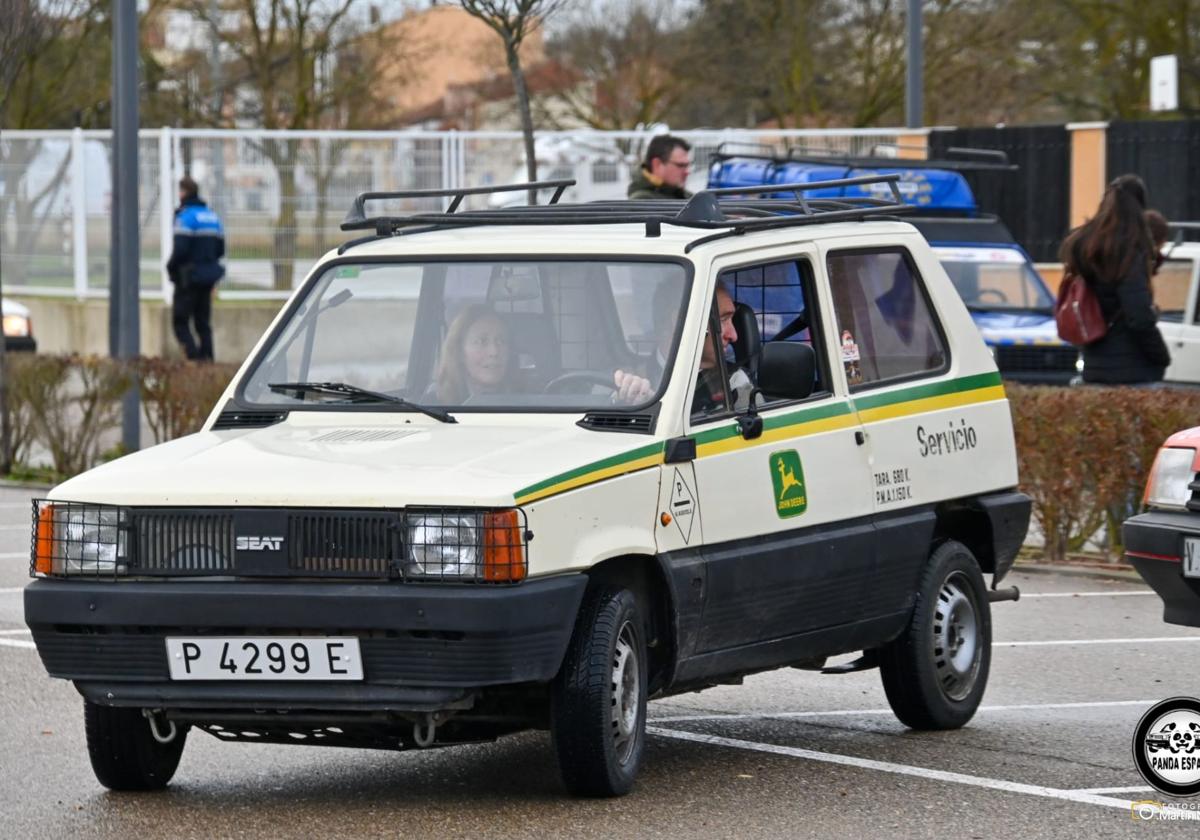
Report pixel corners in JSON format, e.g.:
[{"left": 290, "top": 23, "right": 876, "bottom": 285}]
[{"left": 613, "top": 280, "right": 752, "bottom": 412}]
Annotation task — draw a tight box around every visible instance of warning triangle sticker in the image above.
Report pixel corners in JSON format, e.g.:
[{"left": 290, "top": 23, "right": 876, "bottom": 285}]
[{"left": 670, "top": 468, "right": 695, "bottom": 544}]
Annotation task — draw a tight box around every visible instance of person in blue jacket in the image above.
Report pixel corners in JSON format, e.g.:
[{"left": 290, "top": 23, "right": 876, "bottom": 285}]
[{"left": 166, "top": 176, "right": 225, "bottom": 361}]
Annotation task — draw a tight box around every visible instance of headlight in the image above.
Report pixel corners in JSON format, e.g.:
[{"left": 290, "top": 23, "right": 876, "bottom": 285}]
[
  {"left": 34, "top": 502, "right": 129, "bottom": 576},
  {"left": 3, "top": 313, "right": 30, "bottom": 337},
  {"left": 406, "top": 513, "right": 480, "bottom": 578},
  {"left": 405, "top": 509, "right": 526, "bottom": 582},
  {"left": 1145, "top": 448, "right": 1196, "bottom": 510}
]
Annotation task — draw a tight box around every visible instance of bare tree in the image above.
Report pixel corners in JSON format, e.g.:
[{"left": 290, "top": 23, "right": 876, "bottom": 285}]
[
  {"left": 189, "top": 0, "right": 408, "bottom": 288},
  {"left": 0, "top": 0, "right": 100, "bottom": 474},
  {"left": 545, "top": 0, "right": 686, "bottom": 130},
  {"left": 458, "top": 0, "right": 565, "bottom": 204}
]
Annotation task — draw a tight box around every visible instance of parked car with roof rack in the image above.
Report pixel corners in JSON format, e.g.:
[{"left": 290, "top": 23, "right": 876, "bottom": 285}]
[
  {"left": 708, "top": 144, "right": 1080, "bottom": 384},
  {"left": 25, "top": 175, "right": 1029, "bottom": 797}
]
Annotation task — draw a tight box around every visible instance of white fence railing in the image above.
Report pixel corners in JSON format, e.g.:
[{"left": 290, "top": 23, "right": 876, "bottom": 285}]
[{"left": 0, "top": 127, "right": 918, "bottom": 300}]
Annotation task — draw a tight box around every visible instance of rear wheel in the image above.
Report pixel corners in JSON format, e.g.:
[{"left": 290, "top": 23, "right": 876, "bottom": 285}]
[
  {"left": 551, "top": 587, "right": 647, "bottom": 797},
  {"left": 878, "top": 540, "right": 991, "bottom": 730},
  {"left": 85, "top": 701, "right": 187, "bottom": 791}
]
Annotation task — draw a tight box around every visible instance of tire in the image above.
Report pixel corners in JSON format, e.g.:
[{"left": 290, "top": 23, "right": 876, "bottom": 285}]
[
  {"left": 84, "top": 701, "right": 187, "bottom": 791},
  {"left": 551, "top": 587, "right": 648, "bottom": 797},
  {"left": 878, "top": 540, "right": 991, "bottom": 730}
]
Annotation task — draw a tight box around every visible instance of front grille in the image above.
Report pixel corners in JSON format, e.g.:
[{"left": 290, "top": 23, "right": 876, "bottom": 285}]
[
  {"left": 135, "top": 510, "right": 234, "bottom": 573},
  {"left": 289, "top": 512, "right": 398, "bottom": 576},
  {"left": 31, "top": 501, "right": 528, "bottom": 583},
  {"left": 994, "top": 344, "right": 1079, "bottom": 373}
]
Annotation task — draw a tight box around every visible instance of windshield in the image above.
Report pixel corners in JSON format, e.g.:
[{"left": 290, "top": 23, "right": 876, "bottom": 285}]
[
  {"left": 933, "top": 246, "right": 1055, "bottom": 312},
  {"left": 240, "top": 259, "right": 690, "bottom": 411}
]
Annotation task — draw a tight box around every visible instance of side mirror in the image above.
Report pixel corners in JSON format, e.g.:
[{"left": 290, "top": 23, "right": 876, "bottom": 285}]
[{"left": 758, "top": 342, "right": 816, "bottom": 401}]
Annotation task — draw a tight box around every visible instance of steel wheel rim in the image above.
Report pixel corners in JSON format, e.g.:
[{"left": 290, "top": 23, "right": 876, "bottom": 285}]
[
  {"left": 610, "top": 620, "right": 641, "bottom": 764},
  {"left": 932, "top": 571, "right": 981, "bottom": 701}
]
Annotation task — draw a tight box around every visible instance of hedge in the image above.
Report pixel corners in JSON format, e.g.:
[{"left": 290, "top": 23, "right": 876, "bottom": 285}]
[
  {"left": 1008, "top": 383, "right": 1200, "bottom": 563},
  {"left": 6, "top": 354, "right": 238, "bottom": 480}
]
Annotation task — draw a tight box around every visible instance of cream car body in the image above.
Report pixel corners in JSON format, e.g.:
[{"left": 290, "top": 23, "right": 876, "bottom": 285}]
[{"left": 27, "top": 184, "right": 1030, "bottom": 797}]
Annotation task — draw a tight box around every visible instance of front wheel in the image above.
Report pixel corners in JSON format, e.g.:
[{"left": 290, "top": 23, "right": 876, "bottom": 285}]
[
  {"left": 85, "top": 701, "right": 187, "bottom": 791},
  {"left": 550, "top": 587, "right": 648, "bottom": 797},
  {"left": 878, "top": 540, "right": 991, "bottom": 730}
]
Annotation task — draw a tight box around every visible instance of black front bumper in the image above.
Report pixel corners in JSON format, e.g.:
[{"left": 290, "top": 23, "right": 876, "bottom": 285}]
[
  {"left": 24, "top": 575, "right": 587, "bottom": 711},
  {"left": 1123, "top": 510, "right": 1200, "bottom": 628}
]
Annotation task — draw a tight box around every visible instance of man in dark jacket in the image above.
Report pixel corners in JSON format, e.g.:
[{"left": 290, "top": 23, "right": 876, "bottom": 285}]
[
  {"left": 627, "top": 135, "right": 693, "bottom": 200},
  {"left": 166, "top": 176, "right": 225, "bottom": 361}
]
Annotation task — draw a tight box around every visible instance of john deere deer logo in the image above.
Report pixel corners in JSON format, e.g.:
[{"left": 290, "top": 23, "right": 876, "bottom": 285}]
[{"left": 769, "top": 450, "right": 807, "bottom": 518}]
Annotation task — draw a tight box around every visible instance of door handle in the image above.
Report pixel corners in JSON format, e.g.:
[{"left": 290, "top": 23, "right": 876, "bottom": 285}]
[{"left": 855, "top": 430, "right": 866, "bottom": 446}]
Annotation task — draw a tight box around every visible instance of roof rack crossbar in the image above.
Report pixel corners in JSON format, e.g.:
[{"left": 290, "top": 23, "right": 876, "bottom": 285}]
[
  {"left": 342, "top": 179, "right": 576, "bottom": 229},
  {"left": 944, "top": 146, "right": 1011, "bottom": 165}
]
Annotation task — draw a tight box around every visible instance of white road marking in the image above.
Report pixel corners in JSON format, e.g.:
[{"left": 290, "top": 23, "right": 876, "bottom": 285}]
[
  {"left": 1001, "top": 636, "right": 1200, "bottom": 647},
  {"left": 648, "top": 727, "right": 1163, "bottom": 814},
  {"left": 0, "top": 552, "right": 29, "bottom": 560},
  {"left": 0, "top": 588, "right": 25, "bottom": 594},
  {"left": 0, "top": 639, "right": 35, "bottom": 649},
  {"left": 1020, "top": 591, "right": 1152, "bottom": 598},
  {"left": 0, "top": 503, "right": 35, "bottom": 509},
  {"left": 0, "top": 525, "right": 29, "bottom": 531},
  {"left": 1072, "top": 785, "right": 1156, "bottom": 794},
  {"left": 651, "top": 698, "right": 1160, "bottom": 724},
  {"left": 0, "top": 629, "right": 30, "bottom": 635}
]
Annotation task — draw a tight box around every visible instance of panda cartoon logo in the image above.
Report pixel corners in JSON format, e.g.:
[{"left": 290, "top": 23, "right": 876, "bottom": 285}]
[{"left": 1134, "top": 698, "right": 1200, "bottom": 796}]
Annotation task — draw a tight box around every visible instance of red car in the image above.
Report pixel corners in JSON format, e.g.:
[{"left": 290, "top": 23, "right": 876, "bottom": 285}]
[{"left": 1124, "top": 427, "right": 1200, "bottom": 627}]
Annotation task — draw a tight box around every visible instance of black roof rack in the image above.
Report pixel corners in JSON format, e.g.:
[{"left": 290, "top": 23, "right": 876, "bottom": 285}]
[
  {"left": 710, "top": 141, "right": 1017, "bottom": 173},
  {"left": 338, "top": 175, "right": 913, "bottom": 255}
]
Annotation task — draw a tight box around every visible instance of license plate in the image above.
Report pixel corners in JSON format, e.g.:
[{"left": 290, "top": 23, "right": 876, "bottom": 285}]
[
  {"left": 165, "top": 637, "right": 363, "bottom": 681},
  {"left": 1185, "top": 538, "right": 1200, "bottom": 579}
]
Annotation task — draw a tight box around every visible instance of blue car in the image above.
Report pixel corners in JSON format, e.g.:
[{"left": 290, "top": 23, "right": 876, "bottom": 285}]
[{"left": 708, "top": 149, "right": 1080, "bottom": 384}]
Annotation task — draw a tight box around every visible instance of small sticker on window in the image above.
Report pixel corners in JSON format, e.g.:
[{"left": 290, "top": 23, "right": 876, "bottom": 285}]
[{"left": 334, "top": 266, "right": 360, "bottom": 279}]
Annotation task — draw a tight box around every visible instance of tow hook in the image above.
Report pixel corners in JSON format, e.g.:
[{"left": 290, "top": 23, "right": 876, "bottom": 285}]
[
  {"left": 413, "top": 713, "right": 438, "bottom": 748},
  {"left": 142, "top": 709, "right": 179, "bottom": 744},
  {"left": 988, "top": 586, "right": 1020, "bottom": 603}
]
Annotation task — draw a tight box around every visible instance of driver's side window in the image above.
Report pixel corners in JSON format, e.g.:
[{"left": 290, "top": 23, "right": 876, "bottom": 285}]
[{"left": 716, "top": 258, "right": 830, "bottom": 408}]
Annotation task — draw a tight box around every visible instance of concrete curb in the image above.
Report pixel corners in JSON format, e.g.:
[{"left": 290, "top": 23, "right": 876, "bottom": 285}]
[{"left": 1013, "top": 562, "right": 1144, "bottom": 584}]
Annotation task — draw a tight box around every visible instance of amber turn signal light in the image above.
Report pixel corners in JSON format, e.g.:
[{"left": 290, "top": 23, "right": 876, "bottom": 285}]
[
  {"left": 483, "top": 509, "right": 526, "bottom": 582},
  {"left": 35, "top": 504, "right": 54, "bottom": 575}
]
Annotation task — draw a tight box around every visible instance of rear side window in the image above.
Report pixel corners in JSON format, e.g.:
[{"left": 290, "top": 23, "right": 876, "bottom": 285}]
[{"left": 827, "top": 249, "right": 948, "bottom": 388}]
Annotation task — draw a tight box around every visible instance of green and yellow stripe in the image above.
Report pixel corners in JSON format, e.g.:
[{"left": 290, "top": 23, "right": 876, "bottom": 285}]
[{"left": 514, "top": 371, "right": 1006, "bottom": 505}]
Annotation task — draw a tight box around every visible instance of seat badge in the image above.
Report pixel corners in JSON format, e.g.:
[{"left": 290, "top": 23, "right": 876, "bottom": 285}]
[{"left": 236, "top": 535, "right": 284, "bottom": 551}]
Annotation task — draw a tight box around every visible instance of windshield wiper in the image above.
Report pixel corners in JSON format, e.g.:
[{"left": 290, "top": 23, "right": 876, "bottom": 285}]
[{"left": 268, "top": 382, "right": 456, "bottom": 423}]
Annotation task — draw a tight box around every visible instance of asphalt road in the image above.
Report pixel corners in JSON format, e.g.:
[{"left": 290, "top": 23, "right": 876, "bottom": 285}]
[{"left": 2, "top": 484, "right": 1199, "bottom": 838}]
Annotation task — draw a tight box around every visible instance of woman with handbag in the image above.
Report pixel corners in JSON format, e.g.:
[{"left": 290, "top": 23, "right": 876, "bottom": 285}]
[{"left": 1059, "top": 174, "right": 1171, "bottom": 384}]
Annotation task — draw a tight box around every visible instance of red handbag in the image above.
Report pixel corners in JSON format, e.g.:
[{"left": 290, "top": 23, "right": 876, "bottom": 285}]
[{"left": 1055, "top": 271, "right": 1108, "bottom": 345}]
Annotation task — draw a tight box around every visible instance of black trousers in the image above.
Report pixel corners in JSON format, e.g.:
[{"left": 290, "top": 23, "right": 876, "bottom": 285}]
[{"left": 172, "top": 282, "right": 214, "bottom": 361}]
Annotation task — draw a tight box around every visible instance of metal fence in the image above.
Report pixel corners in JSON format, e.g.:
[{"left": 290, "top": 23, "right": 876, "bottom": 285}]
[
  {"left": 928, "top": 125, "right": 1072, "bottom": 263},
  {"left": 0, "top": 127, "right": 907, "bottom": 300}
]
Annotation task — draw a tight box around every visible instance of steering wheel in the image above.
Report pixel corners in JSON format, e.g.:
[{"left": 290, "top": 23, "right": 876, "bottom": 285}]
[
  {"left": 976, "top": 288, "right": 1010, "bottom": 305},
  {"left": 542, "top": 371, "right": 619, "bottom": 394}
]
